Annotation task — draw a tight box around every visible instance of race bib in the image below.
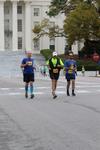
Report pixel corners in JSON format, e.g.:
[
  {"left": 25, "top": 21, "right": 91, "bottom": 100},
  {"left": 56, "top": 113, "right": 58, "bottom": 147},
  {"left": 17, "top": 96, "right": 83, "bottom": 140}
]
[
  {"left": 68, "top": 65, "right": 74, "bottom": 74},
  {"left": 53, "top": 69, "right": 59, "bottom": 73},
  {"left": 28, "top": 61, "right": 32, "bottom": 66},
  {"left": 68, "top": 70, "right": 73, "bottom": 74}
]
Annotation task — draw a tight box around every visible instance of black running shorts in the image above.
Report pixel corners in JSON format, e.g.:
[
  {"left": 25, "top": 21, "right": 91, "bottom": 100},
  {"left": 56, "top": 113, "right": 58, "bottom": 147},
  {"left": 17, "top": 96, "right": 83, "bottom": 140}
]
[
  {"left": 23, "top": 73, "right": 34, "bottom": 83},
  {"left": 49, "top": 71, "right": 59, "bottom": 80}
]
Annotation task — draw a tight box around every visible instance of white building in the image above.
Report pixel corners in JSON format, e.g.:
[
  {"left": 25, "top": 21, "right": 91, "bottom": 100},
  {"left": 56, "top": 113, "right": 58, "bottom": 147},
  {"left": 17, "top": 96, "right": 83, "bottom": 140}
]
[{"left": 0, "top": 0, "right": 78, "bottom": 54}]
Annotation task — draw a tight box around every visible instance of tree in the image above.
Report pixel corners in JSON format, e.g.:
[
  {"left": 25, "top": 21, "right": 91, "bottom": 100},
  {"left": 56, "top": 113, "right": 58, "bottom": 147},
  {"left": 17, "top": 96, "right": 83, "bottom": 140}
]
[
  {"left": 47, "top": 0, "right": 100, "bottom": 17},
  {"left": 46, "top": 0, "right": 100, "bottom": 45},
  {"left": 32, "top": 18, "right": 65, "bottom": 40},
  {"left": 47, "top": 0, "right": 80, "bottom": 16},
  {"left": 63, "top": 3, "right": 100, "bottom": 46},
  {"left": 32, "top": 0, "right": 100, "bottom": 53}
]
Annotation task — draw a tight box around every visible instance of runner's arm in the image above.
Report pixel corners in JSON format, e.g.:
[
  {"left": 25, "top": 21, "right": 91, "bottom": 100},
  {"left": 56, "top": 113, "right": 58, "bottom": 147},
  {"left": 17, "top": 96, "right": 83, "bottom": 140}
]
[
  {"left": 57, "top": 59, "right": 64, "bottom": 68},
  {"left": 46, "top": 60, "right": 51, "bottom": 70},
  {"left": 64, "top": 61, "right": 69, "bottom": 71},
  {"left": 20, "top": 59, "right": 28, "bottom": 68},
  {"left": 21, "top": 64, "right": 27, "bottom": 68}
]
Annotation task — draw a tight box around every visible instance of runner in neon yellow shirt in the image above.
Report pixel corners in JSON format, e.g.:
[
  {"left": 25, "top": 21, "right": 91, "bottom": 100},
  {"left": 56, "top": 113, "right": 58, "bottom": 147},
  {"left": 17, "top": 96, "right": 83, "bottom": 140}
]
[{"left": 47, "top": 51, "right": 64, "bottom": 99}]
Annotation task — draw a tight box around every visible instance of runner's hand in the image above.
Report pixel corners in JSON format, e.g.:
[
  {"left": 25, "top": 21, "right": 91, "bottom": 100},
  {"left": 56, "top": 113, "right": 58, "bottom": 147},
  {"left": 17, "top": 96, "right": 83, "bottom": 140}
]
[
  {"left": 49, "top": 67, "right": 51, "bottom": 70},
  {"left": 57, "top": 65, "right": 63, "bottom": 69},
  {"left": 57, "top": 65, "right": 61, "bottom": 67},
  {"left": 26, "top": 62, "right": 28, "bottom": 65}
]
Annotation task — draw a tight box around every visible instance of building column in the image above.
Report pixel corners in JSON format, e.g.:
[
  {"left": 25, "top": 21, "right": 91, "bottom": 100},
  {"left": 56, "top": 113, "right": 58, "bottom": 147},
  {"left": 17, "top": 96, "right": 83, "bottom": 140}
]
[
  {"left": 0, "top": 1, "right": 4, "bottom": 51},
  {"left": 25, "top": 1, "right": 32, "bottom": 51},
  {"left": 12, "top": 1, "right": 18, "bottom": 51}
]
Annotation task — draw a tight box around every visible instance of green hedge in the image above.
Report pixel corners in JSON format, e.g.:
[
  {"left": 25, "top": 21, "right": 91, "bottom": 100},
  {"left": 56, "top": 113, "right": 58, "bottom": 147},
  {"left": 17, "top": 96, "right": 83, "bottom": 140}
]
[
  {"left": 40, "top": 49, "right": 52, "bottom": 60},
  {"left": 77, "top": 65, "right": 100, "bottom": 71},
  {"left": 77, "top": 60, "right": 100, "bottom": 71},
  {"left": 60, "top": 56, "right": 100, "bottom": 71},
  {"left": 40, "top": 50, "right": 100, "bottom": 71}
]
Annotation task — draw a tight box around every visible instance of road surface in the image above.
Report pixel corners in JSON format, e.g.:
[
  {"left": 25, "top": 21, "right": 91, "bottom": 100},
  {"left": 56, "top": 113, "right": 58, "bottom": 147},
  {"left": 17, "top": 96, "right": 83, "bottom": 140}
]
[{"left": 0, "top": 75, "right": 100, "bottom": 150}]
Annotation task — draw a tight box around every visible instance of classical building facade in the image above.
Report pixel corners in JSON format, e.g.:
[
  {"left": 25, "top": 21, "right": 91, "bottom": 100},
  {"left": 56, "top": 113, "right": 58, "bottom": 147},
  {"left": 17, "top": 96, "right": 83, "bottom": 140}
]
[{"left": 0, "top": 0, "right": 78, "bottom": 54}]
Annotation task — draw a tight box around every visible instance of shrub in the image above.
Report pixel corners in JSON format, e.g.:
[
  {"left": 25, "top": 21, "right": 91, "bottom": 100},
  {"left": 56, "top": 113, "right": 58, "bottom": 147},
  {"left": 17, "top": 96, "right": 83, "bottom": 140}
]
[
  {"left": 60, "top": 55, "right": 100, "bottom": 71},
  {"left": 40, "top": 51, "right": 100, "bottom": 71},
  {"left": 40, "top": 49, "right": 52, "bottom": 60},
  {"left": 77, "top": 60, "right": 100, "bottom": 71}
]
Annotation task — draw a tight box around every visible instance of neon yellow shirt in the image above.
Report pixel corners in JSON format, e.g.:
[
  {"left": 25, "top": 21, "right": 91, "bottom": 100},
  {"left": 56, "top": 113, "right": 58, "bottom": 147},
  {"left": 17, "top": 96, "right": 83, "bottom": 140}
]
[{"left": 46, "top": 58, "right": 64, "bottom": 67}]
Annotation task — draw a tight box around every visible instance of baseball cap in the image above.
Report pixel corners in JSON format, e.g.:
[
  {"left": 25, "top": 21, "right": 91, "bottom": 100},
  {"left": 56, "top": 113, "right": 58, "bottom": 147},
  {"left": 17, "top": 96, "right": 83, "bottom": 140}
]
[
  {"left": 26, "top": 50, "right": 33, "bottom": 54},
  {"left": 53, "top": 51, "right": 57, "bottom": 56},
  {"left": 69, "top": 52, "right": 73, "bottom": 56}
]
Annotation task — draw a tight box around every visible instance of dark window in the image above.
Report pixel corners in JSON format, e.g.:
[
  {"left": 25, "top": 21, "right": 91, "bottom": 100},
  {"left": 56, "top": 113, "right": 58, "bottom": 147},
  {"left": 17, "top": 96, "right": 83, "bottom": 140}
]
[
  {"left": 17, "top": 5, "right": 22, "bottom": 14},
  {"left": 34, "top": 8, "right": 39, "bottom": 16},
  {"left": 5, "top": 6, "right": 9, "bottom": 14},
  {"left": 49, "top": 38, "right": 55, "bottom": 51},
  {"left": 18, "top": 37, "right": 22, "bottom": 49},
  {"left": 34, "top": 39, "right": 40, "bottom": 50},
  {"left": 17, "top": 19, "right": 22, "bottom": 32}
]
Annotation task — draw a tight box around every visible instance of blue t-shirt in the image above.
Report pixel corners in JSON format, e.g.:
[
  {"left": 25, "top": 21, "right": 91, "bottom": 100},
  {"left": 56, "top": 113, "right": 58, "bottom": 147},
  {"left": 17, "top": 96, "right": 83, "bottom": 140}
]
[
  {"left": 21, "top": 57, "right": 34, "bottom": 74},
  {"left": 64, "top": 59, "right": 76, "bottom": 75}
]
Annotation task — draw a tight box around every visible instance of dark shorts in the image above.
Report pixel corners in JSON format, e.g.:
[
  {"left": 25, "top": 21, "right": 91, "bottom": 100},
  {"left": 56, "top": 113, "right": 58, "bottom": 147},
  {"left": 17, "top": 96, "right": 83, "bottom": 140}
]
[
  {"left": 49, "top": 71, "right": 59, "bottom": 80},
  {"left": 23, "top": 73, "right": 34, "bottom": 83},
  {"left": 66, "top": 73, "right": 75, "bottom": 81}
]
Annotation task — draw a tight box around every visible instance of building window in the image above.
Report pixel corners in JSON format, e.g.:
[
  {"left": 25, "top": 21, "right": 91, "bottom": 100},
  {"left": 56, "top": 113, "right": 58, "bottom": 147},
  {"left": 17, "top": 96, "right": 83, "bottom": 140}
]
[
  {"left": 5, "top": 19, "right": 9, "bottom": 30},
  {"left": 17, "top": 5, "right": 22, "bottom": 14},
  {"left": 50, "top": 38, "right": 55, "bottom": 45},
  {"left": 34, "top": 21, "right": 39, "bottom": 26},
  {"left": 34, "top": 8, "right": 40, "bottom": 16},
  {"left": 50, "top": 38, "right": 55, "bottom": 51},
  {"left": 49, "top": 22, "right": 55, "bottom": 51},
  {"left": 5, "top": 6, "right": 9, "bottom": 14},
  {"left": 18, "top": 37, "right": 22, "bottom": 49},
  {"left": 34, "top": 39, "right": 40, "bottom": 50},
  {"left": 17, "top": 19, "right": 22, "bottom": 32}
]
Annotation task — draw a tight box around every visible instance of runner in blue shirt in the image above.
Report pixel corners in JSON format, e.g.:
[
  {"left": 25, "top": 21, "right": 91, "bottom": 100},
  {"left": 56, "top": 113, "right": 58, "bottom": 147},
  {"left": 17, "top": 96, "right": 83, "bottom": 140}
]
[
  {"left": 21, "top": 51, "right": 35, "bottom": 99},
  {"left": 64, "top": 52, "right": 77, "bottom": 96}
]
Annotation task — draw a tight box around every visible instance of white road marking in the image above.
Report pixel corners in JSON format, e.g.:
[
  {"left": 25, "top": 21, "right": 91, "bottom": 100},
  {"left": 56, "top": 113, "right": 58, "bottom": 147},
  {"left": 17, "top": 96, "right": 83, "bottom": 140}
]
[
  {"left": 1, "top": 83, "right": 100, "bottom": 91},
  {"left": 9, "top": 92, "right": 22, "bottom": 95},
  {"left": 76, "top": 85, "right": 100, "bottom": 88},
  {"left": 19, "top": 88, "right": 24, "bottom": 90},
  {"left": 77, "top": 90, "right": 90, "bottom": 93},
  {"left": 96, "top": 90, "right": 100, "bottom": 92},
  {"left": 0, "top": 81, "right": 100, "bottom": 96},
  {"left": 56, "top": 91, "right": 66, "bottom": 94},
  {"left": 18, "top": 85, "right": 100, "bottom": 91},
  {"left": 9, "top": 92, "right": 44, "bottom": 96},
  {"left": 0, "top": 89, "right": 100, "bottom": 96},
  {"left": 34, "top": 92, "right": 44, "bottom": 95},
  {"left": 0, "top": 88, "right": 10, "bottom": 90},
  {"left": 76, "top": 82, "right": 100, "bottom": 85}
]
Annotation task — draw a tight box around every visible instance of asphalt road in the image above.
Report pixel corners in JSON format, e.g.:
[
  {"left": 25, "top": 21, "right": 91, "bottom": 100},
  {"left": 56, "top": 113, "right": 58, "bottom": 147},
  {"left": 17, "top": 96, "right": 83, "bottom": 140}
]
[{"left": 0, "top": 75, "right": 100, "bottom": 150}]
